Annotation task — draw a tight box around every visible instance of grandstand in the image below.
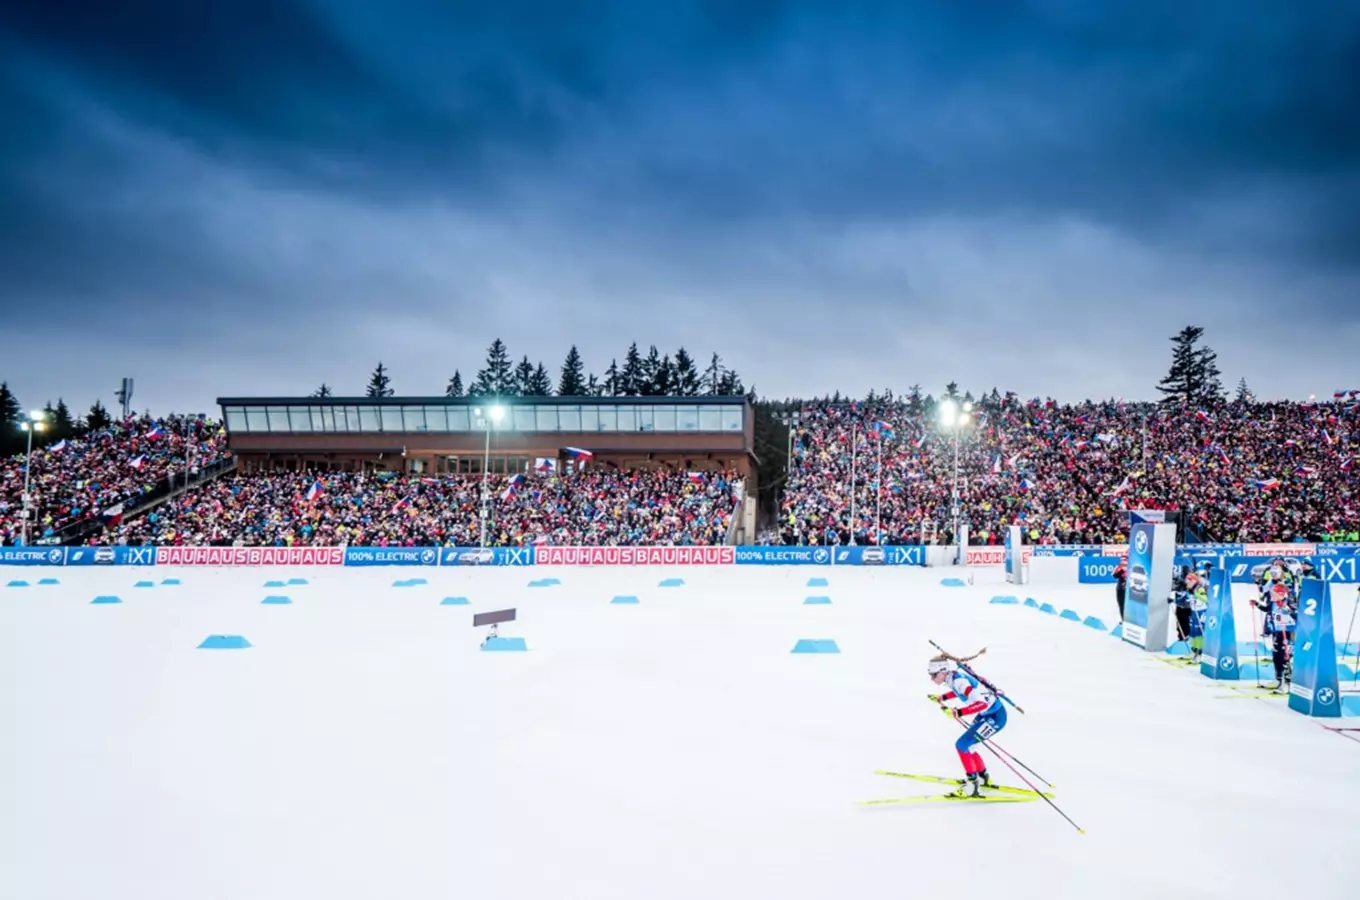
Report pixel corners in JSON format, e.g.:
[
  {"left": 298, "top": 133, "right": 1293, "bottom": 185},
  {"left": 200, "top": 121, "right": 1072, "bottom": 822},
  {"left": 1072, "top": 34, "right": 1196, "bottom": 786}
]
[{"left": 3, "top": 390, "right": 1356, "bottom": 550}]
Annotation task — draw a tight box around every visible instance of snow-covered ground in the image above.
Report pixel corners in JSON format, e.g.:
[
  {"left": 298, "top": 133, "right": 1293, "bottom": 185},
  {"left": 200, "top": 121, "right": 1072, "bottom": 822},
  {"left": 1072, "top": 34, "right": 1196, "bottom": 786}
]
[{"left": 2, "top": 564, "right": 1357, "bottom": 900}]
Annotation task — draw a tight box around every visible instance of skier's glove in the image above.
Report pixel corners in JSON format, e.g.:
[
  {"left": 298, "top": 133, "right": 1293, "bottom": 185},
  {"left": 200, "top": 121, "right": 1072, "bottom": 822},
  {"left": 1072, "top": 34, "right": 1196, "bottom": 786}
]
[{"left": 927, "top": 693, "right": 942, "bottom": 704}]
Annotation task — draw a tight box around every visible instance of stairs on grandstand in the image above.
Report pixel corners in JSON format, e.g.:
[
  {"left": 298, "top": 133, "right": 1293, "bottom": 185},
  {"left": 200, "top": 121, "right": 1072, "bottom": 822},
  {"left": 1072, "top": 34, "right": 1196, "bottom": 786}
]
[{"left": 54, "top": 456, "right": 237, "bottom": 545}]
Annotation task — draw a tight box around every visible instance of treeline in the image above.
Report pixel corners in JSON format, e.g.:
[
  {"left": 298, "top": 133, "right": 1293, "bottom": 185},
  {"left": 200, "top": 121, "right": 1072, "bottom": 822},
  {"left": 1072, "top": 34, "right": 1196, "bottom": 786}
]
[
  {"left": 0, "top": 383, "right": 115, "bottom": 456},
  {"left": 313, "top": 340, "right": 752, "bottom": 400}
]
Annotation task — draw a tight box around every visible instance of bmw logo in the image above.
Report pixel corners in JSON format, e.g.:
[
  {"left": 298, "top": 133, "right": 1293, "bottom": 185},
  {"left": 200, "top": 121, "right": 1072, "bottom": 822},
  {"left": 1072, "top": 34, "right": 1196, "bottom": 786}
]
[
  {"left": 814, "top": 549, "right": 828, "bottom": 563},
  {"left": 1207, "top": 617, "right": 1218, "bottom": 630},
  {"left": 1220, "top": 656, "right": 1235, "bottom": 669},
  {"left": 48, "top": 549, "right": 62, "bottom": 562},
  {"left": 421, "top": 549, "right": 434, "bottom": 563},
  {"left": 1134, "top": 532, "right": 1148, "bottom": 554},
  {"left": 1318, "top": 687, "right": 1336, "bottom": 705}
]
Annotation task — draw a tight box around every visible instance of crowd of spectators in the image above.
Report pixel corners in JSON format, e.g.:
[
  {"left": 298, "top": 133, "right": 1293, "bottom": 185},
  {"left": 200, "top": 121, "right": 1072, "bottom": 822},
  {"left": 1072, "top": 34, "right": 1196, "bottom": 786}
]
[
  {"left": 0, "top": 416, "right": 230, "bottom": 545},
  {"left": 98, "top": 468, "right": 742, "bottom": 548},
  {"left": 767, "top": 394, "right": 1359, "bottom": 546},
  {"left": 6, "top": 394, "right": 1357, "bottom": 550}
]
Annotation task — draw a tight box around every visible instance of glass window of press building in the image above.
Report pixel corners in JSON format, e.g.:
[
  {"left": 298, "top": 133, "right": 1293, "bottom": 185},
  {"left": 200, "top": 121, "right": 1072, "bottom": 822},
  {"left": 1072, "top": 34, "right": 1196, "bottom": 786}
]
[{"left": 216, "top": 398, "right": 750, "bottom": 434}]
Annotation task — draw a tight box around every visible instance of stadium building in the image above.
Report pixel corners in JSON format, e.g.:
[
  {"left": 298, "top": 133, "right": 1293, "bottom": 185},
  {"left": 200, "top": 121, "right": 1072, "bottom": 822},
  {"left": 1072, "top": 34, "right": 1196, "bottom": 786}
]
[{"left": 216, "top": 394, "right": 756, "bottom": 482}]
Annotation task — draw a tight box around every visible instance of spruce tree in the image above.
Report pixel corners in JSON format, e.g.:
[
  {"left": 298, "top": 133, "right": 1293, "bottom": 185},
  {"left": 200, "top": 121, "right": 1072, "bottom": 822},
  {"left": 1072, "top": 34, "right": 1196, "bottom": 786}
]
[
  {"left": 1157, "top": 326, "right": 1216, "bottom": 406},
  {"left": 513, "top": 356, "right": 536, "bottom": 396},
  {"left": 1234, "top": 378, "right": 1253, "bottom": 404},
  {"left": 585, "top": 373, "right": 602, "bottom": 396},
  {"left": 312, "top": 383, "right": 333, "bottom": 398},
  {"left": 470, "top": 339, "right": 514, "bottom": 396},
  {"left": 52, "top": 399, "right": 74, "bottom": 439},
  {"left": 619, "top": 343, "right": 644, "bottom": 396},
  {"left": 672, "top": 348, "right": 700, "bottom": 396},
  {"left": 639, "top": 345, "right": 662, "bottom": 395},
  {"left": 944, "top": 381, "right": 961, "bottom": 400},
  {"left": 445, "top": 371, "right": 464, "bottom": 397},
  {"left": 558, "top": 345, "right": 586, "bottom": 396},
  {"left": 703, "top": 352, "right": 724, "bottom": 395},
  {"left": 85, "top": 399, "right": 112, "bottom": 432},
  {"left": 716, "top": 367, "right": 744, "bottom": 395},
  {"left": 0, "top": 382, "right": 20, "bottom": 439},
  {"left": 365, "top": 362, "right": 394, "bottom": 398},
  {"left": 1198, "top": 343, "right": 1224, "bottom": 402},
  {"left": 603, "top": 360, "right": 620, "bottom": 396},
  {"left": 655, "top": 353, "right": 675, "bottom": 396},
  {"left": 528, "top": 363, "right": 553, "bottom": 396}
]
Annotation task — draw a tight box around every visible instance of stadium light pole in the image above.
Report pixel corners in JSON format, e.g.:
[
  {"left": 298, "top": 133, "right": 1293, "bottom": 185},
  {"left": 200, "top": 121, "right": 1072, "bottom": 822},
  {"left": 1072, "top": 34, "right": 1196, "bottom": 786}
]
[
  {"left": 18, "top": 410, "right": 47, "bottom": 546},
  {"left": 474, "top": 403, "right": 505, "bottom": 547},
  {"left": 938, "top": 399, "right": 973, "bottom": 552},
  {"left": 777, "top": 411, "right": 801, "bottom": 542}
]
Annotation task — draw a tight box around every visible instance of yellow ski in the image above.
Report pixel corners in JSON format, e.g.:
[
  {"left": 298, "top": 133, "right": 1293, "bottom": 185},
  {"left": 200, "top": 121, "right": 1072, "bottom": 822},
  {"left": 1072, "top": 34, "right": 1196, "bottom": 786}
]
[{"left": 874, "top": 770, "right": 1055, "bottom": 799}]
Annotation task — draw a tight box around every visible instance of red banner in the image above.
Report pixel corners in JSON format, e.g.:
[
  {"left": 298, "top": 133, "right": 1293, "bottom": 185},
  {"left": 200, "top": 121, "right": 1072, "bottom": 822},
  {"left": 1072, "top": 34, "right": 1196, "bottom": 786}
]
[
  {"left": 155, "top": 546, "right": 345, "bottom": 567},
  {"left": 1243, "top": 543, "right": 1315, "bottom": 557},
  {"left": 1103, "top": 544, "right": 1129, "bottom": 557},
  {"left": 536, "top": 546, "right": 735, "bottom": 566},
  {"left": 966, "top": 547, "right": 1006, "bottom": 566}
]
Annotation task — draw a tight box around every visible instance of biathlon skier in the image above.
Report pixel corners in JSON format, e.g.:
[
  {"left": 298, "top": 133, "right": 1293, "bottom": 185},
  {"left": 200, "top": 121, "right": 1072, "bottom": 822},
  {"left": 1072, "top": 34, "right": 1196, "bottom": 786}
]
[
  {"left": 927, "top": 648, "right": 1006, "bottom": 797},
  {"left": 1253, "top": 559, "right": 1298, "bottom": 689}
]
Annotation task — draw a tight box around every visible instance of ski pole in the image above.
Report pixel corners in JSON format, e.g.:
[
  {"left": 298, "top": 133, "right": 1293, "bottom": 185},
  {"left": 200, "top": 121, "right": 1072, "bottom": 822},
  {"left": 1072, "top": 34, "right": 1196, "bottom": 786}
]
[
  {"left": 930, "top": 639, "right": 1026, "bottom": 714},
  {"left": 933, "top": 701, "right": 1054, "bottom": 787},
  {"left": 1249, "top": 591, "right": 1262, "bottom": 689},
  {"left": 972, "top": 727, "right": 1084, "bottom": 833},
  {"left": 1344, "top": 587, "right": 1360, "bottom": 687}
]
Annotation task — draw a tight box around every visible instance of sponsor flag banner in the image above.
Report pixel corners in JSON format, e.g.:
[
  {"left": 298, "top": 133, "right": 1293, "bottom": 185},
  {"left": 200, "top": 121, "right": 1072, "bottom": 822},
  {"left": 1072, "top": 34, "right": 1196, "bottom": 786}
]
[
  {"left": 155, "top": 547, "right": 345, "bottom": 567},
  {"left": 1199, "top": 564, "right": 1238, "bottom": 681},
  {"left": 1122, "top": 523, "right": 1176, "bottom": 651},
  {"left": 1288, "top": 579, "right": 1342, "bottom": 718},
  {"left": 536, "top": 546, "right": 734, "bottom": 566}
]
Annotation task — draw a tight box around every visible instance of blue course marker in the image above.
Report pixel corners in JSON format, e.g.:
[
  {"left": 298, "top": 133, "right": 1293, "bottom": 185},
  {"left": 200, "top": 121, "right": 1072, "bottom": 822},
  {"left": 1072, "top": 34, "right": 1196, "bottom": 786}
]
[
  {"left": 133, "top": 581, "right": 155, "bottom": 588},
  {"left": 1110, "top": 623, "right": 1124, "bottom": 638},
  {"left": 262, "top": 595, "right": 292, "bottom": 605},
  {"left": 1038, "top": 602, "right": 1057, "bottom": 615},
  {"left": 1023, "top": 598, "right": 1039, "bottom": 608},
  {"left": 264, "top": 580, "right": 286, "bottom": 588},
  {"left": 160, "top": 578, "right": 181, "bottom": 586},
  {"left": 807, "top": 577, "right": 829, "bottom": 588},
  {"left": 7, "top": 580, "right": 30, "bottom": 588},
  {"left": 198, "top": 635, "right": 251, "bottom": 649},
  {"left": 792, "top": 639, "right": 840, "bottom": 654},
  {"left": 611, "top": 595, "right": 640, "bottom": 604},
  {"left": 989, "top": 595, "right": 1019, "bottom": 605},
  {"left": 441, "top": 596, "right": 470, "bottom": 606},
  {"left": 940, "top": 577, "right": 966, "bottom": 587},
  {"left": 91, "top": 595, "right": 122, "bottom": 604},
  {"left": 482, "top": 637, "right": 528, "bottom": 652},
  {"left": 287, "top": 578, "right": 309, "bottom": 586},
  {"left": 804, "top": 596, "right": 832, "bottom": 605},
  {"left": 37, "top": 578, "right": 60, "bottom": 586},
  {"left": 1083, "top": 616, "right": 1108, "bottom": 631},
  {"left": 658, "top": 578, "right": 684, "bottom": 588},
  {"left": 1060, "top": 609, "right": 1082, "bottom": 622}
]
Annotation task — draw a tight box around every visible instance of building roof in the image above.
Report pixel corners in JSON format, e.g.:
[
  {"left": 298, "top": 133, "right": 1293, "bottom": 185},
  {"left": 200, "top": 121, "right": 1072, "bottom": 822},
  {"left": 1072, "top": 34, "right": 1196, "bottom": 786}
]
[{"left": 218, "top": 394, "right": 750, "bottom": 407}]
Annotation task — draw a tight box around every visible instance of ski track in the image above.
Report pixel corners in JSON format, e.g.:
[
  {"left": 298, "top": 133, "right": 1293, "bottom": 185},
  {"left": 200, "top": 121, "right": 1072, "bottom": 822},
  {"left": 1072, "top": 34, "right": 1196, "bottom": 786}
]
[{"left": 2, "top": 565, "right": 1357, "bottom": 900}]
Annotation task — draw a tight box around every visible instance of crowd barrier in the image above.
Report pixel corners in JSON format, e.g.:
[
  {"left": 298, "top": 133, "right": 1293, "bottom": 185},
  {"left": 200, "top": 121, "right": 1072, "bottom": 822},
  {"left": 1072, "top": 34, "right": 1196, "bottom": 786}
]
[{"left": 2, "top": 542, "right": 1356, "bottom": 569}]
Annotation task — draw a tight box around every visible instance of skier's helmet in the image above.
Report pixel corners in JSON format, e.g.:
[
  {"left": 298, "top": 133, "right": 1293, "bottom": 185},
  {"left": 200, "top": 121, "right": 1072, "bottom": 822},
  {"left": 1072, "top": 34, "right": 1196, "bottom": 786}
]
[{"left": 927, "top": 658, "right": 956, "bottom": 677}]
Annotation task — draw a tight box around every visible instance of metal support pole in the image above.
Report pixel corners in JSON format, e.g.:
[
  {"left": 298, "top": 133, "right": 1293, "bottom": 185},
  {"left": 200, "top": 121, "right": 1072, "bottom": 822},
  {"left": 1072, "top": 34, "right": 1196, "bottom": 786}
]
[
  {"left": 849, "top": 433, "right": 857, "bottom": 545},
  {"left": 875, "top": 433, "right": 882, "bottom": 544},
  {"left": 21, "top": 425, "right": 34, "bottom": 546},
  {"left": 479, "top": 422, "right": 492, "bottom": 547}
]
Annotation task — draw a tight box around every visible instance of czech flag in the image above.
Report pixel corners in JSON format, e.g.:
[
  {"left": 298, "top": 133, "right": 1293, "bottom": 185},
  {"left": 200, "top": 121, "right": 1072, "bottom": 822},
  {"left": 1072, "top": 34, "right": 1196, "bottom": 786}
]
[{"left": 564, "top": 447, "right": 594, "bottom": 460}]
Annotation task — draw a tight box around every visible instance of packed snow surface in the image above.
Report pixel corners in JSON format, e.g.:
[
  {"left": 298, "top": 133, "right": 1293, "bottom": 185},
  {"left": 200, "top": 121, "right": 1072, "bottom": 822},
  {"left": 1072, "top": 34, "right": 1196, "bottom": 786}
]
[{"left": 3, "top": 565, "right": 1357, "bottom": 900}]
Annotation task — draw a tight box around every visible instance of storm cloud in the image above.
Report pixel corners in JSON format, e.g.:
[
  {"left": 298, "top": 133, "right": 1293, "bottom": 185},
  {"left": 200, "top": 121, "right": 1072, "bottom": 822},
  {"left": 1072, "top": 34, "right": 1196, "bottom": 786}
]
[{"left": 2, "top": 0, "right": 1358, "bottom": 413}]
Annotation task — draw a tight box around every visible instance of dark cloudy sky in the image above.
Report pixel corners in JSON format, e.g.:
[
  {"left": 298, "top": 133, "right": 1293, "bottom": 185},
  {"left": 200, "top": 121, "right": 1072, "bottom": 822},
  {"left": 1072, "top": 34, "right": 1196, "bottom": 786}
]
[{"left": 2, "top": 1, "right": 1358, "bottom": 415}]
